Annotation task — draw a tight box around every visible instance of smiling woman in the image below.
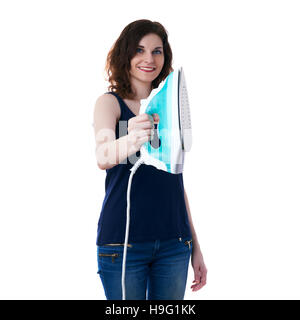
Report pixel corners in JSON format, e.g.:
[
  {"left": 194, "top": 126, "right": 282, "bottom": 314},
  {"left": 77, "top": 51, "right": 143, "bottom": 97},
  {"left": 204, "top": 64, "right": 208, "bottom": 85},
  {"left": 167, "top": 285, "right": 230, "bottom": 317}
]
[
  {"left": 93, "top": 19, "right": 206, "bottom": 300},
  {"left": 103, "top": 19, "right": 173, "bottom": 100},
  {"left": 128, "top": 33, "right": 165, "bottom": 93}
]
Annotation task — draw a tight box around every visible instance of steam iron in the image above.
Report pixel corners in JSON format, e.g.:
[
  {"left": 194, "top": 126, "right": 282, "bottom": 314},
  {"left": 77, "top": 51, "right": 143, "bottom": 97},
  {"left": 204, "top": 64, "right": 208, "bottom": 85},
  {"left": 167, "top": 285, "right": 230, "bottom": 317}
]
[{"left": 139, "top": 66, "right": 192, "bottom": 173}]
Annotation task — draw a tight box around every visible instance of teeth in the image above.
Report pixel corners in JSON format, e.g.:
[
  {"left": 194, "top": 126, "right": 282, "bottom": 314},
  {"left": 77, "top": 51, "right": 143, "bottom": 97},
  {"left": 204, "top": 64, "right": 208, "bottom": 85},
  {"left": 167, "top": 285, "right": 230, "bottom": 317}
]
[{"left": 139, "top": 67, "right": 155, "bottom": 71}]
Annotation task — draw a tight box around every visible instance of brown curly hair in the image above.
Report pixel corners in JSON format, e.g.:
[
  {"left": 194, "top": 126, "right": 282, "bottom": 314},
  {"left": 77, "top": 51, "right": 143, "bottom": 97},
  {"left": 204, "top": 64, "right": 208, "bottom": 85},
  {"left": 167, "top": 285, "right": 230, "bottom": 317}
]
[{"left": 104, "top": 19, "right": 174, "bottom": 100}]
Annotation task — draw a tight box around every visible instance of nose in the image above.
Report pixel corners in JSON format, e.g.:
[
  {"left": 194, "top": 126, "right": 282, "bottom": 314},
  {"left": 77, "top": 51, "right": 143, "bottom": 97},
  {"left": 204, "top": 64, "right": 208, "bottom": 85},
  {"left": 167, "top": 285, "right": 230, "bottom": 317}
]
[{"left": 143, "top": 51, "right": 155, "bottom": 64}]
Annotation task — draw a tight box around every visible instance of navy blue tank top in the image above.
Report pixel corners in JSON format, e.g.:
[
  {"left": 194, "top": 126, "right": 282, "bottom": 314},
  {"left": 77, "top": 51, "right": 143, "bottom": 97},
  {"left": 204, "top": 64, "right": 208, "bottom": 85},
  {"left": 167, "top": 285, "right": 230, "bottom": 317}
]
[{"left": 96, "top": 91, "right": 192, "bottom": 245}]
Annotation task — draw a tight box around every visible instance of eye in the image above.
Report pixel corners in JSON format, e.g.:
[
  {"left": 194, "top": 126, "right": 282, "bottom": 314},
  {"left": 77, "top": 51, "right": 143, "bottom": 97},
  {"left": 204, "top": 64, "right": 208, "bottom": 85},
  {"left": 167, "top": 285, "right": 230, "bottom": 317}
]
[{"left": 136, "top": 48, "right": 163, "bottom": 54}]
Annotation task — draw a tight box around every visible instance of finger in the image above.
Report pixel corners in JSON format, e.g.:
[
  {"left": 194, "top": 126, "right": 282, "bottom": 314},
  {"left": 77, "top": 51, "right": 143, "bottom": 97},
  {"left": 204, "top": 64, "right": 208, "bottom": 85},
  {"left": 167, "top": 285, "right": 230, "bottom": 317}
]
[
  {"left": 195, "top": 283, "right": 205, "bottom": 290},
  {"left": 135, "top": 121, "right": 153, "bottom": 129},
  {"left": 191, "top": 278, "right": 200, "bottom": 288},
  {"left": 137, "top": 129, "right": 152, "bottom": 142},
  {"left": 135, "top": 113, "right": 150, "bottom": 123},
  {"left": 191, "top": 276, "right": 202, "bottom": 286},
  {"left": 147, "top": 114, "right": 154, "bottom": 127},
  {"left": 191, "top": 278, "right": 206, "bottom": 291},
  {"left": 138, "top": 135, "right": 150, "bottom": 145},
  {"left": 137, "top": 128, "right": 152, "bottom": 136},
  {"left": 152, "top": 113, "right": 160, "bottom": 123},
  {"left": 191, "top": 280, "right": 200, "bottom": 287},
  {"left": 191, "top": 284, "right": 201, "bottom": 291}
]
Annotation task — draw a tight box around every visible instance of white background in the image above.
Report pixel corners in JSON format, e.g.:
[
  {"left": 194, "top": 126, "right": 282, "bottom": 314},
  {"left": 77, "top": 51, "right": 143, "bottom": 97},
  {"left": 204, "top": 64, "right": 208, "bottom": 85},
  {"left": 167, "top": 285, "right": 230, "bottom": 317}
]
[{"left": 0, "top": 0, "right": 299, "bottom": 299}]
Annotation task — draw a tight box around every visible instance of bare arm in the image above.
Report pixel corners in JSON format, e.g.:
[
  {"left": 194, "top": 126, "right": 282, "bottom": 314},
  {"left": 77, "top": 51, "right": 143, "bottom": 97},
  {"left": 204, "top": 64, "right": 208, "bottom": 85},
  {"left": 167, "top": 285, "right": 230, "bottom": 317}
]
[
  {"left": 93, "top": 94, "right": 153, "bottom": 170},
  {"left": 93, "top": 94, "right": 138, "bottom": 170},
  {"left": 184, "top": 187, "right": 208, "bottom": 291}
]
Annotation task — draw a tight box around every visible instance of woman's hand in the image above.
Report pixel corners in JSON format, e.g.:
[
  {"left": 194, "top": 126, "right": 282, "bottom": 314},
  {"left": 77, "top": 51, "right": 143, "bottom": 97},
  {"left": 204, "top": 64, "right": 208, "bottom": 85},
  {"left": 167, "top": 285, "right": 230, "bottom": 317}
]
[
  {"left": 190, "top": 245, "right": 207, "bottom": 291},
  {"left": 127, "top": 113, "right": 159, "bottom": 153}
]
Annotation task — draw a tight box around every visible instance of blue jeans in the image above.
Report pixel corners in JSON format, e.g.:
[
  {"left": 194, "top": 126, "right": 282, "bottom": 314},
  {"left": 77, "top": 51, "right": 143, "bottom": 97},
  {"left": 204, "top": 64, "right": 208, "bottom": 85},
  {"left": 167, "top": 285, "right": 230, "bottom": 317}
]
[{"left": 96, "top": 236, "right": 193, "bottom": 300}]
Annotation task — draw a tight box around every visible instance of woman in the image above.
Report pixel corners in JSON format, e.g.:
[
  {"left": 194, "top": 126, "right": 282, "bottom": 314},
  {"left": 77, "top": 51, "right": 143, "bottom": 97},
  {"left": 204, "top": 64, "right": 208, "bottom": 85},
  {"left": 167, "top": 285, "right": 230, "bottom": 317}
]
[{"left": 93, "top": 19, "right": 207, "bottom": 300}]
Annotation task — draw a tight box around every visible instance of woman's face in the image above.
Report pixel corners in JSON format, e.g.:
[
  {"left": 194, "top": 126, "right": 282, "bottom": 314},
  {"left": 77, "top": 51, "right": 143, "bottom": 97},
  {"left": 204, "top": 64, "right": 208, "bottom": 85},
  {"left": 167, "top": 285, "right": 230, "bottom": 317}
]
[{"left": 129, "top": 33, "right": 165, "bottom": 86}]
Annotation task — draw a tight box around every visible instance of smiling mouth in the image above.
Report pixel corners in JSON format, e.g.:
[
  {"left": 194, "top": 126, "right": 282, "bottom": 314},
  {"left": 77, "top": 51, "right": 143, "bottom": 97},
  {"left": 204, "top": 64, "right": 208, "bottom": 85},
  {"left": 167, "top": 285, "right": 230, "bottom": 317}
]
[{"left": 138, "top": 67, "right": 156, "bottom": 73}]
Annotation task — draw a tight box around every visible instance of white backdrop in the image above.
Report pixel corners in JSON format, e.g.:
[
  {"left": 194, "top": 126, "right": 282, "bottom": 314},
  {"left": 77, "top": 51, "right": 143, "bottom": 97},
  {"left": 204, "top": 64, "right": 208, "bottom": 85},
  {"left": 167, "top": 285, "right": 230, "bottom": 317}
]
[{"left": 0, "top": 0, "right": 299, "bottom": 299}]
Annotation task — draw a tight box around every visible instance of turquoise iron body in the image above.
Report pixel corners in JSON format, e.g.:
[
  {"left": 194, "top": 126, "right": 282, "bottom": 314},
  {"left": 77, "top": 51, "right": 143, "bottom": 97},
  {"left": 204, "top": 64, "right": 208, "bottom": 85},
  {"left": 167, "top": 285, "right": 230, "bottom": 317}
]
[{"left": 139, "top": 66, "right": 192, "bottom": 174}]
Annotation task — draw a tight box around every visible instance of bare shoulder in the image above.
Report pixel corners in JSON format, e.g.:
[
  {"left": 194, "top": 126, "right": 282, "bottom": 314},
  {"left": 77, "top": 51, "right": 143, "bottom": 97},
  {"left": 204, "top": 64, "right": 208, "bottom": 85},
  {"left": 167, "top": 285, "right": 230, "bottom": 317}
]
[
  {"left": 94, "top": 93, "right": 121, "bottom": 122},
  {"left": 93, "top": 93, "right": 121, "bottom": 142}
]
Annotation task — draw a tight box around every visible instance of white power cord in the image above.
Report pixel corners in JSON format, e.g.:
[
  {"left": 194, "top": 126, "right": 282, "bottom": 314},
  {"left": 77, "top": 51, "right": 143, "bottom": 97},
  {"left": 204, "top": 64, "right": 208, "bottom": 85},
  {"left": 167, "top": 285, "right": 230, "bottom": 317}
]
[{"left": 122, "top": 157, "right": 144, "bottom": 300}]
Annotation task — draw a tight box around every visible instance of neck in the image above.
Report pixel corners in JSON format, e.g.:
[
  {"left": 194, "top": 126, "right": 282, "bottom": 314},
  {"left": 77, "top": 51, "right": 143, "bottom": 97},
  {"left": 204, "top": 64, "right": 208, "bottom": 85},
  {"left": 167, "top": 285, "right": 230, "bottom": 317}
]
[{"left": 130, "top": 77, "right": 152, "bottom": 101}]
